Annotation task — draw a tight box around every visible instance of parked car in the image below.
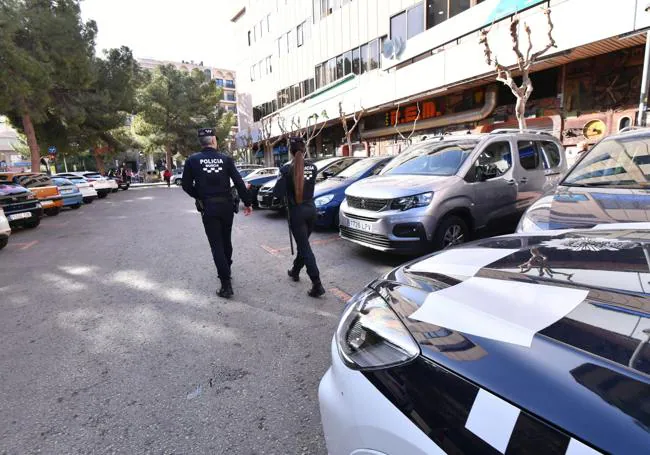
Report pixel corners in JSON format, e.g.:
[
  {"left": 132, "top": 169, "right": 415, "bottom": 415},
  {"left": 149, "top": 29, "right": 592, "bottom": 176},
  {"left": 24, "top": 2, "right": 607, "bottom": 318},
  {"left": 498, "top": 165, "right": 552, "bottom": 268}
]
[
  {"left": 320, "top": 225, "right": 650, "bottom": 455},
  {"left": 340, "top": 130, "right": 567, "bottom": 253},
  {"left": 0, "top": 207, "right": 11, "bottom": 250},
  {"left": 0, "top": 182, "right": 42, "bottom": 229},
  {"left": 172, "top": 168, "right": 184, "bottom": 185},
  {"left": 237, "top": 164, "right": 262, "bottom": 178},
  {"left": 51, "top": 177, "right": 83, "bottom": 210},
  {"left": 0, "top": 172, "right": 64, "bottom": 216},
  {"left": 312, "top": 157, "right": 392, "bottom": 228},
  {"left": 55, "top": 172, "right": 112, "bottom": 198},
  {"left": 64, "top": 176, "right": 98, "bottom": 203},
  {"left": 106, "top": 170, "right": 130, "bottom": 190},
  {"left": 245, "top": 170, "right": 283, "bottom": 208},
  {"left": 257, "top": 156, "right": 363, "bottom": 210},
  {"left": 244, "top": 167, "right": 279, "bottom": 179},
  {"left": 518, "top": 127, "right": 650, "bottom": 233}
]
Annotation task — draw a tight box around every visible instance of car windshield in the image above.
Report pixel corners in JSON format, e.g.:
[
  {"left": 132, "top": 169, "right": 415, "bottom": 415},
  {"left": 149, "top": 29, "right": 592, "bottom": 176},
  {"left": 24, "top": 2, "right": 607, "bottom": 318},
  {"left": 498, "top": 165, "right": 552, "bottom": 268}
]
[
  {"left": 314, "top": 157, "right": 341, "bottom": 170},
  {"left": 84, "top": 173, "right": 102, "bottom": 178},
  {"left": 333, "top": 158, "right": 383, "bottom": 179},
  {"left": 13, "top": 174, "right": 54, "bottom": 188},
  {"left": 239, "top": 169, "right": 255, "bottom": 177},
  {"left": 564, "top": 136, "right": 650, "bottom": 189},
  {"left": 382, "top": 140, "right": 479, "bottom": 176},
  {"left": 52, "top": 178, "right": 73, "bottom": 186}
]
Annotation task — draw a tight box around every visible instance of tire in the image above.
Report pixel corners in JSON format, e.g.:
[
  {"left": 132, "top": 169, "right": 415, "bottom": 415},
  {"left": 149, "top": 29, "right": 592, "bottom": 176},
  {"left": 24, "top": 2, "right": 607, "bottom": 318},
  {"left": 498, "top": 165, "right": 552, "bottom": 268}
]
[
  {"left": 71, "top": 203, "right": 81, "bottom": 210},
  {"left": 0, "top": 237, "right": 8, "bottom": 250},
  {"left": 83, "top": 198, "right": 93, "bottom": 204},
  {"left": 24, "top": 217, "right": 41, "bottom": 229},
  {"left": 175, "top": 179, "right": 182, "bottom": 186},
  {"left": 433, "top": 215, "right": 469, "bottom": 251},
  {"left": 111, "top": 188, "right": 118, "bottom": 193},
  {"left": 122, "top": 184, "right": 130, "bottom": 191},
  {"left": 44, "top": 207, "right": 61, "bottom": 217},
  {"left": 97, "top": 192, "right": 108, "bottom": 199}
]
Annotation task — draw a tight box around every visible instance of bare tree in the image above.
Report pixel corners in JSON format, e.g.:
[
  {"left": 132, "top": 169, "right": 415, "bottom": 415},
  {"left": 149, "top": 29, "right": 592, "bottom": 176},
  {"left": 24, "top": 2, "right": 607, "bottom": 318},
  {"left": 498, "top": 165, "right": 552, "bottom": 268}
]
[
  {"left": 479, "top": 8, "right": 556, "bottom": 131},
  {"left": 339, "top": 102, "right": 365, "bottom": 156},
  {"left": 290, "top": 111, "right": 329, "bottom": 158},
  {"left": 259, "top": 114, "right": 288, "bottom": 165},
  {"left": 393, "top": 102, "right": 421, "bottom": 147}
]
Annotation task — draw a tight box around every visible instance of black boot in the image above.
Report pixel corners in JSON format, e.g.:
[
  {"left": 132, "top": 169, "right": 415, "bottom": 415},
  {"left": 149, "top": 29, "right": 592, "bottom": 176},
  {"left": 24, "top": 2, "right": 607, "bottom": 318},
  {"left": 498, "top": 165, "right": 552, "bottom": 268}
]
[
  {"left": 218, "top": 281, "right": 234, "bottom": 299},
  {"left": 287, "top": 269, "right": 300, "bottom": 282},
  {"left": 308, "top": 281, "right": 326, "bottom": 298}
]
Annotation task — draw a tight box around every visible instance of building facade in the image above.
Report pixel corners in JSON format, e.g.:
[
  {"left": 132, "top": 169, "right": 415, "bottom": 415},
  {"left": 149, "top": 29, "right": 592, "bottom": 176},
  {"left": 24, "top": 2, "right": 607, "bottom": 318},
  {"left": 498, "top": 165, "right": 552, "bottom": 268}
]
[
  {"left": 231, "top": 0, "right": 650, "bottom": 165},
  {"left": 137, "top": 58, "right": 241, "bottom": 138}
]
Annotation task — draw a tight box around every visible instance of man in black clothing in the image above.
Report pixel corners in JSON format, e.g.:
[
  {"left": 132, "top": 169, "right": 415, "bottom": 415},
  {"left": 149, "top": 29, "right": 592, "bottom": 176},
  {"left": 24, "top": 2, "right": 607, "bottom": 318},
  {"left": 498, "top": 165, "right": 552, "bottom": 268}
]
[{"left": 182, "top": 128, "right": 252, "bottom": 298}]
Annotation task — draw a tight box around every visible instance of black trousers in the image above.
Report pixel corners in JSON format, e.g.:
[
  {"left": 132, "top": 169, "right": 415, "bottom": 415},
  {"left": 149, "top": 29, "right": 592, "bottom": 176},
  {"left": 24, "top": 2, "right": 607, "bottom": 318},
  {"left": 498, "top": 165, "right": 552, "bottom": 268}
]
[
  {"left": 289, "top": 203, "right": 320, "bottom": 283},
  {"left": 202, "top": 208, "right": 234, "bottom": 283}
]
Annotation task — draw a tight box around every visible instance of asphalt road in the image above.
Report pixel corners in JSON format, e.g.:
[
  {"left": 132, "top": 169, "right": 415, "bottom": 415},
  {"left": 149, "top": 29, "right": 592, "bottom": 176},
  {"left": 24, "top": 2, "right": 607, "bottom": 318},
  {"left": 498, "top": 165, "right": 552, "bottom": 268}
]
[{"left": 0, "top": 186, "right": 404, "bottom": 455}]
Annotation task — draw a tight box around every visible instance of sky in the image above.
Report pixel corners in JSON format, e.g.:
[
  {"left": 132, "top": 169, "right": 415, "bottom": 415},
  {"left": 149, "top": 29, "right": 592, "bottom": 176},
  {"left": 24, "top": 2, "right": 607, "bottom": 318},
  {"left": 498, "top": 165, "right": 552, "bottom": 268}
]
[{"left": 80, "top": 0, "right": 239, "bottom": 69}]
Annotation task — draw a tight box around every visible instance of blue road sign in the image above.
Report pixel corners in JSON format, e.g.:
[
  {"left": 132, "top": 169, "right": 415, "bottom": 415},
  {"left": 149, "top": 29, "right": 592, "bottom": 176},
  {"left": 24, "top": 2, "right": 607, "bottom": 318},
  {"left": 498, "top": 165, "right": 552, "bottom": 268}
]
[{"left": 48, "top": 146, "right": 57, "bottom": 154}]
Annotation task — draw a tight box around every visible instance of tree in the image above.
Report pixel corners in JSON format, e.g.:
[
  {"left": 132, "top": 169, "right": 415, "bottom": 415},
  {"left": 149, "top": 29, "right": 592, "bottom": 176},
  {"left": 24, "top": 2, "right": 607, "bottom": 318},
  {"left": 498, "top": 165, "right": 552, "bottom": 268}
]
[
  {"left": 339, "top": 102, "right": 365, "bottom": 156},
  {"left": 291, "top": 110, "right": 329, "bottom": 157},
  {"left": 479, "top": 7, "right": 556, "bottom": 131},
  {"left": 137, "top": 65, "right": 234, "bottom": 170},
  {"left": 259, "top": 114, "right": 287, "bottom": 166},
  {"left": 393, "top": 102, "right": 421, "bottom": 148},
  {"left": 0, "top": 0, "right": 97, "bottom": 171}
]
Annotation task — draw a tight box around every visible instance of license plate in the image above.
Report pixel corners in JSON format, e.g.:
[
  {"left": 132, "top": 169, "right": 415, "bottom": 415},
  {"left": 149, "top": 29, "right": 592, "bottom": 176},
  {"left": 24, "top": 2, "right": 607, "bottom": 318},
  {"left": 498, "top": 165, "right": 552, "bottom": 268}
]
[
  {"left": 61, "top": 189, "right": 73, "bottom": 194},
  {"left": 8, "top": 212, "right": 31, "bottom": 221},
  {"left": 258, "top": 195, "right": 264, "bottom": 202},
  {"left": 348, "top": 219, "right": 373, "bottom": 232}
]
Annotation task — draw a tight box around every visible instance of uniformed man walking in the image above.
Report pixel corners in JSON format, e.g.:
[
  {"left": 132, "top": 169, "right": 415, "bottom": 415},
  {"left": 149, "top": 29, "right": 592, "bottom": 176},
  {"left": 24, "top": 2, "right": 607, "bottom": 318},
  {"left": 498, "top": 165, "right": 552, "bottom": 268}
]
[{"left": 182, "top": 128, "right": 252, "bottom": 299}]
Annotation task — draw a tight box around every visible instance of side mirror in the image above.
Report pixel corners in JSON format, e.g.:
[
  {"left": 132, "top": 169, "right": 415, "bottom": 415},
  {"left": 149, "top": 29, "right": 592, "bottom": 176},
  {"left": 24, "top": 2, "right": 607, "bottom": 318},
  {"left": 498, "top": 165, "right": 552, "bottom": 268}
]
[{"left": 322, "top": 170, "right": 333, "bottom": 179}]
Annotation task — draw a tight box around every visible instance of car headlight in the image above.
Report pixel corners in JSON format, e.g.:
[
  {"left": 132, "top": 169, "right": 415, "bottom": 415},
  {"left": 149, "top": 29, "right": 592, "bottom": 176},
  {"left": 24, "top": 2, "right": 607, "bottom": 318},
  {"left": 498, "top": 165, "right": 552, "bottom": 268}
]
[
  {"left": 336, "top": 289, "right": 419, "bottom": 370},
  {"left": 390, "top": 192, "right": 433, "bottom": 211},
  {"left": 315, "top": 194, "right": 334, "bottom": 207}
]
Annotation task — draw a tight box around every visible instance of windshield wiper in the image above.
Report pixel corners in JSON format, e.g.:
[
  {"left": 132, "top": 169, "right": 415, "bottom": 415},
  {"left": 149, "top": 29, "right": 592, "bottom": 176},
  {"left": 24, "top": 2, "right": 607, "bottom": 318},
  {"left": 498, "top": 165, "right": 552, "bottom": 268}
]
[{"left": 564, "top": 182, "right": 616, "bottom": 187}]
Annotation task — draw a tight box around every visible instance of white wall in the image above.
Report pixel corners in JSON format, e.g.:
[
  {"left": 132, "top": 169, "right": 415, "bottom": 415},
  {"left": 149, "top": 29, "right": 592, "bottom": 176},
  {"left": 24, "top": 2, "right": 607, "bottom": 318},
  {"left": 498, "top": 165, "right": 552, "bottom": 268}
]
[{"left": 235, "top": 0, "right": 647, "bottom": 138}]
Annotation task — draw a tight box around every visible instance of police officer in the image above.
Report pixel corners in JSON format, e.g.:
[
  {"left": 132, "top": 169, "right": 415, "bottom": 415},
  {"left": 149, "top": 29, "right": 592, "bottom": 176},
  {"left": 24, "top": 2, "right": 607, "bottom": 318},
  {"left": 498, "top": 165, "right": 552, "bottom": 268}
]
[
  {"left": 273, "top": 137, "right": 325, "bottom": 298},
  {"left": 182, "top": 128, "right": 252, "bottom": 299}
]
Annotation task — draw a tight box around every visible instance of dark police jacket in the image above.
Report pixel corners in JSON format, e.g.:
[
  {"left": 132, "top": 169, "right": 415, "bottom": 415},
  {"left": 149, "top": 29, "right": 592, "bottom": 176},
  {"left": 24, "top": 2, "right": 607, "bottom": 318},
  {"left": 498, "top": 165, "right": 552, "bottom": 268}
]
[
  {"left": 182, "top": 147, "right": 251, "bottom": 216},
  {"left": 273, "top": 160, "right": 318, "bottom": 207}
]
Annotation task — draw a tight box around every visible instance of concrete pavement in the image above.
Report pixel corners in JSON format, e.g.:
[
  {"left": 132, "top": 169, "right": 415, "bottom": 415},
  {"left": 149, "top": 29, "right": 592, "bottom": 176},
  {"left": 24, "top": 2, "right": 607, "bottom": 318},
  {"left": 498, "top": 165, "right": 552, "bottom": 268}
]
[{"left": 0, "top": 186, "right": 403, "bottom": 454}]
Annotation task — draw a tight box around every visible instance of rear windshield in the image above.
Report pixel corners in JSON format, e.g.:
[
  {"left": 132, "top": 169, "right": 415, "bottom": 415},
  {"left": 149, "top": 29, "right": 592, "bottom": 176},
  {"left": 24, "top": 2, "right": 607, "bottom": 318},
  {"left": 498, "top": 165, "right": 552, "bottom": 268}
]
[
  {"left": 13, "top": 174, "right": 54, "bottom": 188},
  {"left": 564, "top": 136, "right": 650, "bottom": 189},
  {"left": 382, "top": 140, "right": 479, "bottom": 176},
  {"left": 52, "top": 178, "right": 73, "bottom": 186}
]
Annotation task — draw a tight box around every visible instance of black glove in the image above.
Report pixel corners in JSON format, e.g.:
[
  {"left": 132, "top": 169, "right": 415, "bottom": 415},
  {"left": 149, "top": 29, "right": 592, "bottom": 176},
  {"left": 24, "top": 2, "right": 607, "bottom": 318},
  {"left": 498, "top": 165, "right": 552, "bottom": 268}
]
[{"left": 195, "top": 199, "right": 204, "bottom": 214}]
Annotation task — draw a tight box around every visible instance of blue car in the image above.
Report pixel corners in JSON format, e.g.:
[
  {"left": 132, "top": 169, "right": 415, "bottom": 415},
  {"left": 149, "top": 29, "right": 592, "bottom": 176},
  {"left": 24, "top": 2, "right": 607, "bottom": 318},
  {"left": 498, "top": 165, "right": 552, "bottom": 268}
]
[
  {"left": 52, "top": 177, "right": 83, "bottom": 210},
  {"left": 314, "top": 156, "right": 392, "bottom": 228}
]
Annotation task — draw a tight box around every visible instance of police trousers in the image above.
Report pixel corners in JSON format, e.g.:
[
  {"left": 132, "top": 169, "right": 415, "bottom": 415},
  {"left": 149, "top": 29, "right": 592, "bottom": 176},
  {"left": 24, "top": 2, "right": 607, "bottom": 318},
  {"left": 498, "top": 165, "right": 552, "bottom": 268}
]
[
  {"left": 202, "top": 204, "right": 234, "bottom": 283},
  {"left": 289, "top": 202, "right": 320, "bottom": 283}
]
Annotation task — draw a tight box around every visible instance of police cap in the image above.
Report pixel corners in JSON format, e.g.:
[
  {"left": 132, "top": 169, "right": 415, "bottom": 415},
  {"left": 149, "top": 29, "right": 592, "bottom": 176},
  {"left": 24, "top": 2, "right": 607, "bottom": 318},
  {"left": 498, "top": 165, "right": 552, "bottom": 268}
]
[{"left": 198, "top": 128, "right": 216, "bottom": 138}]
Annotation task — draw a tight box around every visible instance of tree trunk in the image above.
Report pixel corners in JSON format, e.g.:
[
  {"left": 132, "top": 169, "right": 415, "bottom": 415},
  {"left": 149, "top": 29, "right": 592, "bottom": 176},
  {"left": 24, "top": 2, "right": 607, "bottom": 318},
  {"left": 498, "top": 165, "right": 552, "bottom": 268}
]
[
  {"left": 166, "top": 145, "right": 173, "bottom": 171},
  {"left": 21, "top": 111, "right": 41, "bottom": 173},
  {"left": 346, "top": 135, "right": 354, "bottom": 158},
  {"left": 94, "top": 149, "right": 105, "bottom": 174},
  {"left": 515, "top": 97, "right": 527, "bottom": 132}
]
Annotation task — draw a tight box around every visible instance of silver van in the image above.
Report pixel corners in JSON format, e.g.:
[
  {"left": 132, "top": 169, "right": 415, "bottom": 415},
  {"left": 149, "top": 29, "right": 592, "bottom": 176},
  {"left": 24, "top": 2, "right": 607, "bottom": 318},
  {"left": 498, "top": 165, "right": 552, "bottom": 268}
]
[{"left": 340, "top": 130, "right": 567, "bottom": 253}]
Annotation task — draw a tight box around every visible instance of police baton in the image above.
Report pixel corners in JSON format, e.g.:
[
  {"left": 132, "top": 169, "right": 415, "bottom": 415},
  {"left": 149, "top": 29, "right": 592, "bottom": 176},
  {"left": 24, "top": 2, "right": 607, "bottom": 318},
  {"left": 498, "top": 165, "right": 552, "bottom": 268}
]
[{"left": 285, "top": 197, "right": 294, "bottom": 256}]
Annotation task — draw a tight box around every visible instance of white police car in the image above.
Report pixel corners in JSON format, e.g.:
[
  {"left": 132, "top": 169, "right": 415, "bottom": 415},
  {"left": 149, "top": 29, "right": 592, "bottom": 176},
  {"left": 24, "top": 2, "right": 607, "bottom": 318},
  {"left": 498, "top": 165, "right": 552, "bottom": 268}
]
[{"left": 320, "top": 225, "right": 650, "bottom": 454}]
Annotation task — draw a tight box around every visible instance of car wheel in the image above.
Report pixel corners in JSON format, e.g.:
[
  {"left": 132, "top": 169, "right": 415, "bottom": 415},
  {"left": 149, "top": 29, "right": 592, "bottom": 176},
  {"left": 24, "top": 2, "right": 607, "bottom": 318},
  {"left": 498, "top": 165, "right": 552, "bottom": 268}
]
[
  {"left": 83, "top": 198, "right": 93, "bottom": 204},
  {"left": 24, "top": 217, "right": 41, "bottom": 229},
  {"left": 97, "top": 192, "right": 107, "bottom": 199},
  {"left": 175, "top": 179, "right": 182, "bottom": 186},
  {"left": 111, "top": 188, "right": 118, "bottom": 193},
  {"left": 0, "top": 237, "right": 8, "bottom": 250},
  {"left": 433, "top": 215, "right": 469, "bottom": 251},
  {"left": 44, "top": 207, "right": 61, "bottom": 217},
  {"left": 71, "top": 203, "right": 81, "bottom": 210},
  {"left": 123, "top": 184, "right": 130, "bottom": 190}
]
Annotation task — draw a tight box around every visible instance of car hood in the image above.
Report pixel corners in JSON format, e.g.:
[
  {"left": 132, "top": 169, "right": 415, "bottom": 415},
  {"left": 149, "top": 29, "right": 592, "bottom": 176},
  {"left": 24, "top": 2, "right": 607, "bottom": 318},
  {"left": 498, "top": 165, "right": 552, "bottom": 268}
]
[
  {"left": 522, "top": 186, "right": 650, "bottom": 231},
  {"left": 373, "top": 227, "right": 650, "bottom": 454},
  {"left": 345, "top": 174, "right": 458, "bottom": 199},
  {"left": 0, "top": 184, "right": 30, "bottom": 196},
  {"left": 314, "top": 177, "right": 351, "bottom": 197},
  {"left": 245, "top": 175, "right": 276, "bottom": 186},
  {"left": 261, "top": 178, "right": 279, "bottom": 189}
]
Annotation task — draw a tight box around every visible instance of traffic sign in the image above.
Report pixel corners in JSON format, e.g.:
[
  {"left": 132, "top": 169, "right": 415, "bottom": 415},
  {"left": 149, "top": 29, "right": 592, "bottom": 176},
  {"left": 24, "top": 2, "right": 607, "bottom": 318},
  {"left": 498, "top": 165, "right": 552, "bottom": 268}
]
[{"left": 48, "top": 146, "right": 57, "bottom": 154}]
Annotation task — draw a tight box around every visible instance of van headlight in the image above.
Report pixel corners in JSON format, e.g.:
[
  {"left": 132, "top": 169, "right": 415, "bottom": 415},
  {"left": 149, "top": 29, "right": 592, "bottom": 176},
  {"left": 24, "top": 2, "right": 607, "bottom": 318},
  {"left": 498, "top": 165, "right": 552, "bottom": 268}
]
[
  {"left": 390, "top": 192, "right": 433, "bottom": 211},
  {"left": 336, "top": 289, "right": 419, "bottom": 370},
  {"left": 315, "top": 194, "right": 334, "bottom": 207}
]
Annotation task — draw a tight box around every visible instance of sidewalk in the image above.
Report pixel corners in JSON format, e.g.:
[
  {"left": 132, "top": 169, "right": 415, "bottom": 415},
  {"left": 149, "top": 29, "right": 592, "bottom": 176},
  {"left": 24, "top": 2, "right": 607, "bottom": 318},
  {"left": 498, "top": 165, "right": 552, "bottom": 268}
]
[{"left": 130, "top": 182, "right": 175, "bottom": 189}]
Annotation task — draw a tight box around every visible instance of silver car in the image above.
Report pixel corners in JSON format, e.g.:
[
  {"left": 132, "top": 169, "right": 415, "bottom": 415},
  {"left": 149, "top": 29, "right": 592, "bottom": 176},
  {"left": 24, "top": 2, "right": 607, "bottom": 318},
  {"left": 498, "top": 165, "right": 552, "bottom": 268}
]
[{"left": 340, "top": 130, "right": 567, "bottom": 253}]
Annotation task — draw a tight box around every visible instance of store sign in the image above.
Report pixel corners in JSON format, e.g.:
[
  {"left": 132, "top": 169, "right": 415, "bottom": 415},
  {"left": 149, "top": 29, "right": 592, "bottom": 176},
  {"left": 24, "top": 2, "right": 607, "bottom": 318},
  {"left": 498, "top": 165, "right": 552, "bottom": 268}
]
[
  {"left": 387, "top": 101, "right": 440, "bottom": 126},
  {"left": 487, "top": 0, "right": 547, "bottom": 25}
]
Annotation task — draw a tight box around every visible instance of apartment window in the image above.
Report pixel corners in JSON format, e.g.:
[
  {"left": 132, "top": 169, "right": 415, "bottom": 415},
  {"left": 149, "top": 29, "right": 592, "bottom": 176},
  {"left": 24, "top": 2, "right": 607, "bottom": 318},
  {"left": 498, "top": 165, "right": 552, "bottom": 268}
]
[
  {"left": 297, "top": 23, "right": 304, "bottom": 47},
  {"left": 225, "top": 79, "right": 235, "bottom": 88},
  {"left": 391, "top": 2, "right": 424, "bottom": 42},
  {"left": 225, "top": 93, "right": 236, "bottom": 101},
  {"left": 360, "top": 43, "right": 369, "bottom": 74},
  {"left": 287, "top": 30, "right": 293, "bottom": 52},
  {"left": 215, "top": 78, "right": 224, "bottom": 87},
  {"left": 368, "top": 39, "right": 379, "bottom": 70},
  {"left": 267, "top": 14, "right": 271, "bottom": 32},
  {"left": 426, "top": 0, "right": 448, "bottom": 28},
  {"left": 266, "top": 56, "right": 273, "bottom": 74},
  {"left": 258, "top": 60, "right": 263, "bottom": 79},
  {"left": 326, "top": 57, "right": 336, "bottom": 84},
  {"left": 250, "top": 65, "right": 255, "bottom": 81},
  {"left": 450, "top": 0, "right": 471, "bottom": 17},
  {"left": 336, "top": 54, "right": 344, "bottom": 79},
  {"left": 307, "top": 78, "right": 315, "bottom": 95},
  {"left": 315, "top": 64, "right": 322, "bottom": 88},
  {"left": 259, "top": 20, "right": 264, "bottom": 37},
  {"left": 277, "top": 37, "right": 282, "bottom": 57},
  {"left": 352, "top": 47, "right": 360, "bottom": 74},
  {"left": 291, "top": 84, "right": 301, "bottom": 103},
  {"left": 343, "top": 50, "right": 352, "bottom": 75},
  {"left": 253, "top": 24, "right": 257, "bottom": 41}
]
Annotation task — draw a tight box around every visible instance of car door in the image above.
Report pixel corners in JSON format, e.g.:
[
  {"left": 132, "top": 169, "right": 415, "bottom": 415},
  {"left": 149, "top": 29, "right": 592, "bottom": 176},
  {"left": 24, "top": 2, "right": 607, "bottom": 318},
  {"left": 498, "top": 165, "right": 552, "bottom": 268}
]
[
  {"left": 465, "top": 140, "right": 518, "bottom": 228},
  {"left": 513, "top": 140, "right": 547, "bottom": 211}
]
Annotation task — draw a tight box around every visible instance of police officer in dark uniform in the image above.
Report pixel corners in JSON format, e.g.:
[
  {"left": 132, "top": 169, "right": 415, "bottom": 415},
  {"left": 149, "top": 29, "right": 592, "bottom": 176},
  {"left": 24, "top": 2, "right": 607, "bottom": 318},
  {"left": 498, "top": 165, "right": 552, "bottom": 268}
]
[
  {"left": 273, "top": 137, "right": 325, "bottom": 298},
  {"left": 182, "top": 128, "right": 252, "bottom": 299}
]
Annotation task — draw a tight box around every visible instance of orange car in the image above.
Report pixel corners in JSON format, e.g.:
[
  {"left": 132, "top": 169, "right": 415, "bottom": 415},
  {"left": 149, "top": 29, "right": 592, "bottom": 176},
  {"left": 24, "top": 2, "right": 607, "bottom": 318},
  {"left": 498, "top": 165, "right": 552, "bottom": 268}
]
[{"left": 0, "top": 172, "right": 64, "bottom": 216}]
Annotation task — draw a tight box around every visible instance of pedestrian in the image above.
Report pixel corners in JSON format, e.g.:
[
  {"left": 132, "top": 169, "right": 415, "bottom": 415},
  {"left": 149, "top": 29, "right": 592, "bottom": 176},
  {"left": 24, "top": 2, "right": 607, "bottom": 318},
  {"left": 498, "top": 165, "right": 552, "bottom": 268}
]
[
  {"left": 182, "top": 128, "right": 253, "bottom": 299},
  {"left": 273, "top": 137, "right": 325, "bottom": 298},
  {"left": 163, "top": 168, "right": 172, "bottom": 188}
]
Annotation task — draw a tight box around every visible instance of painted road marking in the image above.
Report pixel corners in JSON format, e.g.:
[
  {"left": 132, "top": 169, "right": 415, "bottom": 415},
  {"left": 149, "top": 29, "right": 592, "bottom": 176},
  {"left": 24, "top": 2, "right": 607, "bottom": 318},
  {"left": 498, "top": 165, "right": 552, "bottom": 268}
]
[
  {"left": 260, "top": 245, "right": 282, "bottom": 257},
  {"left": 9, "top": 240, "right": 39, "bottom": 251},
  {"left": 329, "top": 287, "right": 352, "bottom": 302}
]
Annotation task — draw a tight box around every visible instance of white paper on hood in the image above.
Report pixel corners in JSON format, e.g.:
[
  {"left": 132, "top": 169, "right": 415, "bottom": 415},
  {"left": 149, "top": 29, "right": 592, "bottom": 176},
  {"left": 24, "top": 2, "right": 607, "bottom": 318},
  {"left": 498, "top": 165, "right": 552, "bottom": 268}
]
[
  {"left": 409, "top": 277, "right": 589, "bottom": 347},
  {"left": 408, "top": 248, "right": 519, "bottom": 278}
]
